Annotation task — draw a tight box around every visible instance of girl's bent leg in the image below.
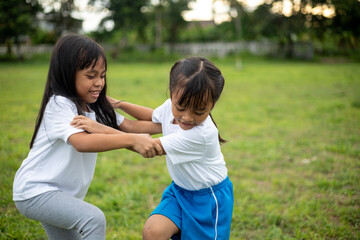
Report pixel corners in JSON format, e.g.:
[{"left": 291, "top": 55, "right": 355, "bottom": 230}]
[
  {"left": 41, "top": 223, "right": 82, "bottom": 240},
  {"left": 14, "top": 191, "right": 106, "bottom": 240},
  {"left": 143, "top": 214, "right": 180, "bottom": 240}
]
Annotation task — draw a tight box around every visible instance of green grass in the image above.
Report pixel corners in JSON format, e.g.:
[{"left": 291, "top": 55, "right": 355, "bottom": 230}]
[{"left": 1, "top": 57, "right": 359, "bottom": 239}]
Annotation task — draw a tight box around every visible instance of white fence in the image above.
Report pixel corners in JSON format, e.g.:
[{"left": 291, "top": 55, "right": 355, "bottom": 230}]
[
  {"left": 165, "top": 41, "right": 278, "bottom": 57},
  {"left": 0, "top": 44, "right": 53, "bottom": 56},
  {"left": 0, "top": 41, "right": 314, "bottom": 59}
]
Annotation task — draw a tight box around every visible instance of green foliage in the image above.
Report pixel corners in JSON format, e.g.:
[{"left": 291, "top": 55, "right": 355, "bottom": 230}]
[
  {"left": 29, "top": 29, "right": 57, "bottom": 45},
  {"left": 43, "top": 0, "right": 82, "bottom": 37},
  {"left": 106, "top": 47, "right": 181, "bottom": 63},
  {"left": 1, "top": 59, "right": 359, "bottom": 239},
  {"left": 0, "top": 0, "right": 41, "bottom": 55},
  {"left": 177, "top": 1, "right": 360, "bottom": 56},
  {"left": 160, "top": 0, "right": 194, "bottom": 44}
]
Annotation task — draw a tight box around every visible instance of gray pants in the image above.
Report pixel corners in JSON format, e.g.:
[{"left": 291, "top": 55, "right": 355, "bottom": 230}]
[{"left": 14, "top": 191, "right": 106, "bottom": 240}]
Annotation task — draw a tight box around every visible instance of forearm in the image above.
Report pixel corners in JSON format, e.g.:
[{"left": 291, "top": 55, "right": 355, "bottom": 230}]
[
  {"left": 96, "top": 124, "right": 123, "bottom": 134},
  {"left": 119, "top": 118, "right": 162, "bottom": 135},
  {"left": 154, "top": 138, "right": 166, "bottom": 155},
  {"left": 69, "top": 132, "right": 133, "bottom": 152},
  {"left": 71, "top": 115, "right": 122, "bottom": 134},
  {"left": 115, "top": 101, "right": 153, "bottom": 121}
]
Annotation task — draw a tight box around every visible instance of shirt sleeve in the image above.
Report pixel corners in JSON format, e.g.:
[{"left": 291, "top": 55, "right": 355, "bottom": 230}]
[
  {"left": 152, "top": 99, "right": 170, "bottom": 124},
  {"left": 160, "top": 129, "right": 206, "bottom": 165},
  {"left": 45, "top": 96, "right": 84, "bottom": 144},
  {"left": 115, "top": 111, "right": 125, "bottom": 126}
]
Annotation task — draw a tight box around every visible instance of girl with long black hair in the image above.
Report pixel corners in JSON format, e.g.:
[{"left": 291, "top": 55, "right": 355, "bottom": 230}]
[{"left": 13, "top": 34, "right": 162, "bottom": 240}]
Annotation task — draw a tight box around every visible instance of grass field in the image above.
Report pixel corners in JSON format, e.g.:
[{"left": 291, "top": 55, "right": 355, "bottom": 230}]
[{"left": 0, "top": 57, "right": 359, "bottom": 239}]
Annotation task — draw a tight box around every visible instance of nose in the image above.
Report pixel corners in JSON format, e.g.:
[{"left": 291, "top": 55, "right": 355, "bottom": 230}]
[
  {"left": 94, "top": 76, "right": 104, "bottom": 87},
  {"left": 181, "top": 110, "right": 194, "bottom": 123}
]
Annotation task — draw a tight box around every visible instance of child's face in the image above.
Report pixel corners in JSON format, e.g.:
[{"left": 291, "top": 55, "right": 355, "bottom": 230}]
[
  {"left": 75, "top": 58, "right": 106, "bottom": 110},
  {"left": 171, "top": 91, "right": 213, "bottom": 130}
]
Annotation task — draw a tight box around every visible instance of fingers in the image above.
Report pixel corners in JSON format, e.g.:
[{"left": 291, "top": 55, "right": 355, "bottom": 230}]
[
  {"left": 72, "top": 115, "right": 84, "bottom": 124},
  {"left": 150, "top": 147, "right": 156, "bottom": 158},
  {"left": 71, "top": 116, "right": 88, "bottom": 130},
  {"left": 154, "top": 143, "right": 163, "bottom": 156},
  {"left": 141, "top": 147, "right": 156, "bottom": 158},
  {"left": 106, "top": 96, "right": 115, "bottom": 102},
  {"left": 143, "top": 142, "right": 164, "bottom": 158},
  {"left": 106, "top": 96, "right": 121, "bottom": 109},
  {"left": 72, "top": 115, "right": 86, "bottom": 121},
  {"left": 135, "top": 136, "right": 162, "bottom": 158},
  {"left": 71, "top": 122, "right": 85, "bottom": 130},
  {"left": 71, "top": 119, "right": 81, "bottom": 128}
]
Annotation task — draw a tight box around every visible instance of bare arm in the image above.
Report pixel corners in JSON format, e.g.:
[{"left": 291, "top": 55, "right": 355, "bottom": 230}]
[
  {"left": 108, "top": 96, "right": 153, "bottom": 121},
  {"left": 71, "top": 115, "right": 120, "bottom": 134},
  {"left": 119, "top": 118, "right": 162, "bottom": 135},
  {"left": 70, "top": 116, "right": 163, "bottom": 157},
  {"left": 72, "top": 115, "right": 162, "bottom": 135},
  {"left": 107, "top": 96, "right": 162, "bottom": 134},
  {"left": 154, "top": 138, "right": 166, "bottom": 155},
  {"left": 68, "top": 132, "right": 163, "bottom": 158}
]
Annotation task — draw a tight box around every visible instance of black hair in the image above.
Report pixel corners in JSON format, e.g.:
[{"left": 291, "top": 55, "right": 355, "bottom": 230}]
[
  {"left": 169, "top": 57, "right": 227, "bottom": 143},
  {"left": 30, "top": 34, "right": 119, "bottom": 148}
]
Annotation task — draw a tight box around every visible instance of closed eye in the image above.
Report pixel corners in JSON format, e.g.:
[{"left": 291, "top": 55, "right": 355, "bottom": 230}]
[
  {"left": 176, "top": 106, "right": 185, "bottom": 111},
  {"left": 194, "top": 111, "right": 206, "bottom": 116}
]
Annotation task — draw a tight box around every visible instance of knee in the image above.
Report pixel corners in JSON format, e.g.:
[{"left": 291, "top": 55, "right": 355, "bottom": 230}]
[
  {"left": 82, "top": 207, "right": 106, "bottom": 237},
  {"left": 90, "top": 208, "right": 106, "bottom": 229}
]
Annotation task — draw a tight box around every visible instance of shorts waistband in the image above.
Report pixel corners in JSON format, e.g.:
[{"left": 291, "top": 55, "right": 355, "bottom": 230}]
[{"left": 173, "top": 176, "right": 230, "bottom": 195}]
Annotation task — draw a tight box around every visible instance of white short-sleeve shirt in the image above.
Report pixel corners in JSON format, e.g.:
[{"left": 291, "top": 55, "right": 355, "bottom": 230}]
[
  {"left": 13, "top": 95, "right": 124, "bottom": 201},
  {"left": 153, "top": 99, "right": 227, "bottom": 190}
]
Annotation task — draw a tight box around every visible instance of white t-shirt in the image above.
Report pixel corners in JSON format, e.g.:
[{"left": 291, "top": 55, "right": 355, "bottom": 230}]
[
  {"left": 152, "top": 99, "right": 228, "bottom": 190},
  {"left": 13, "top": 95, "right": 124, "bottom": 201}
]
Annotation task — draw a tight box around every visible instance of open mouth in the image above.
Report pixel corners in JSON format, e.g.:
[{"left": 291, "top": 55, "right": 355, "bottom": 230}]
[
  {"left": 90, "top": 91, "right": 100, "bottom": 98},
  {"left": 180, "top": 121, "right": 194, "bottom": 128}
]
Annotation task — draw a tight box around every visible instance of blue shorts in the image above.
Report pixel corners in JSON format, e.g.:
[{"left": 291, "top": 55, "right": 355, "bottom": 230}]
[{"left": 150, "top": 177, "right": 234, "bottom": 240}]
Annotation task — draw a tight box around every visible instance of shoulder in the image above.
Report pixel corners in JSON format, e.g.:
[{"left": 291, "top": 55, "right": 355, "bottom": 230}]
[
  {"left": 153, "top": 98, "right": 172, "bottom": 123},
  {"left": 183, "top": 117, "right": 218, "bottom": 142},
  {"left": 160, "top": 99, "right": 171, "bottom": 110},
  {"left": 47, "top": 95, "right": 78, "bottom": 113},
  {"left": 52, "top": 95, "right": 75, "bottom": 106},
  {"left": 154, "top": 98, "right": 171, "bottom": 112}
]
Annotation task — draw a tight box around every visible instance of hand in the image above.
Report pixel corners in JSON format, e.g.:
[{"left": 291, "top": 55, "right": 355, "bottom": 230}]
[
  {"left": 107, "top": 96, "right": 122, "bottom": 109},
  {"left": 131, "top": 134, "right": 163, "bottom": 158},
  {"left": 71, "top": 115, "right": 114, "bottom": 134}
]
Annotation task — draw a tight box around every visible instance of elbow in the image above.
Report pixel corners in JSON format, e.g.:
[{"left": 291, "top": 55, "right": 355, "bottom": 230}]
[
  {"left": 68, "top": 133, "right": 92, "bottom": 152},
  {"left": 72, "top": 142, "right": 89, "bottom": 152},
  {"left": 119, "top": 120, "right": 134, "bottom": 133},
  {"left": 119, "top": 125, "right": 131, "bottom": 133}
]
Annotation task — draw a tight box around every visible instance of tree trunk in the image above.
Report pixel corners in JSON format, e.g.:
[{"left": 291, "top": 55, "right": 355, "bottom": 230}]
[
  {"left": 6, "top": 38, "right": 12, "bottom": 55},
  {"left": 155, "top": 6, "right": 162, "bottom": 48}
]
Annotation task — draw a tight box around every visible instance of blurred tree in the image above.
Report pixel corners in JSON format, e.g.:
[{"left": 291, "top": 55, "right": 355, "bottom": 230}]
[
  {"left": 248, "top": 3, "right": 279, "bottom": 40},
  {"left": 224, "top": 0, "right": 246, "bottom": 40},
  {"left": 0, "top": 0, "right": 41, "bottom": 56},
  {"left": 90, "top": 0, "right": 194, "bottom": 49},
  {"left": 153, "top": 0, "right": 165, "bottom": 48},
  {"left": 331, "top": 0, "right": 360, "bottom": 50},
  {"left": 161, "top": 0, "right": 193, "bottom": 45},
  {"left": 44, "top": 0, "right": 83, "bottom": 37},
  {"left": 266, "top": 0, "right": 360, "bottom": 52},
  {"left": 90, "top": 0, "right": 148, "bottom": 51},
  {"left": 143, "top": 0, "right": 194, "bottom": 47}
]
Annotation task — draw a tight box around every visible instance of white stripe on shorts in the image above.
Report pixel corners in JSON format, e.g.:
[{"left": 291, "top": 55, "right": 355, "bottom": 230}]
[{"left": 210, "top": 186, "right": 219, "bottom": 240}]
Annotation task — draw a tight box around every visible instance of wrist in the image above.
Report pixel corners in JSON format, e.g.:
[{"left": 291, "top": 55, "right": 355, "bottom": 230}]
[
  {"left": 104, "top": 125, "right": 120, "bottom": 134},
  {"left": 127, "top": 133, "right": 137, "bottom": 148},
  {"left": 116, "top": 100, "right": 124, "bottom": 109}
]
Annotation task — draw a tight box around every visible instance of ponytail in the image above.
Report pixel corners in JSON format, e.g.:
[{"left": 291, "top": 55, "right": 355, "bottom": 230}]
[{"left": 209, "top": 113, "right": 227, "bottom": 144}]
